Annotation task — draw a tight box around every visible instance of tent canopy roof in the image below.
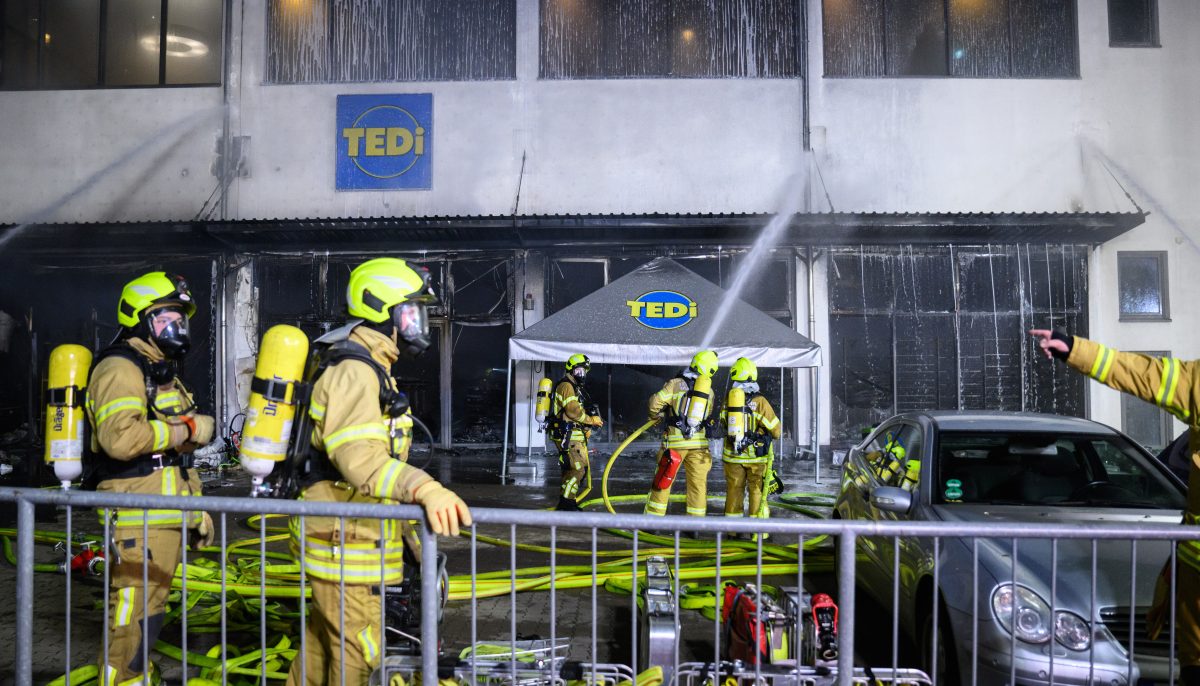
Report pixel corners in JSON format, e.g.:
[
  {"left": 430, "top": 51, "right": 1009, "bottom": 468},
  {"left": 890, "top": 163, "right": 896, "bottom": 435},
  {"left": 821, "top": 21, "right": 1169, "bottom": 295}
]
[{"left": 509, "top": 258, "right": 821, "bottom": 368}]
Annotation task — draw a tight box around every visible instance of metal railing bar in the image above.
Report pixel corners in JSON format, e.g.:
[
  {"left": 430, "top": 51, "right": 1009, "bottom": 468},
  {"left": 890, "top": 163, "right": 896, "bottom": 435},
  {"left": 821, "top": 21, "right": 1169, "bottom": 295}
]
[
  {"left": 1009, "top": 537, "right": 1017, "bottom": 686},
  {"left": 65, "top": 505, "right": 72, "bottom": 686},
  {"left": 714, "top": 532, "right": 721, "bottom": 685},
  {"left": 892, "top": 536, "right": 900, "bottom": 677},
  {"left": 142, "top": 515, "right": 149, "bottom": 685},
  {"left": 1127, "top": 539, "right": 1137, "bottom": 686},
  {"left": 103, "top": 508, "right": 111, "bottom": 686},
  {"left": 180, "top": 511, "right": 188, "bottom": 683},
  {"left": 260, "top": 513, "right": 268, "bottom": 685},
  {"left": 419, "top": 514, "right": 439, "bottom": 686},
  {"left": 836, "top": 532, "right": 855, "bottom": 686},
  {"left": 220, "top": 512, "right": 228, "bottom": 686},
  {"left": 299, "top": 514, "right": 308, "bottom": 686},
  {"left": 16, "top": 496, "right": 34, "bottom": 686},
  {"left": 339, "top": 518, "right": 346, "bottom": 686},
  {"left": 4, "top": 488, "right": 1197, "bottom": 542},
  {"left": 471, "top": 523, "right": 478, "bottom": 686},
  {"left": 972, "top": 537, "right": 979, "bottom": 686},
  {"left": 509, "top": 523, "right": 517, "bottom": 681}
]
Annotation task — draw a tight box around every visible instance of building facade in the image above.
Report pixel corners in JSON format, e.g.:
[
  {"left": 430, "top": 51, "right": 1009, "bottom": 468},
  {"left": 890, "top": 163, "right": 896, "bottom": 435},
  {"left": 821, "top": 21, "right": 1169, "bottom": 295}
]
[{"left": 0, "top": 0, "right": 1194, "bottom": 458}]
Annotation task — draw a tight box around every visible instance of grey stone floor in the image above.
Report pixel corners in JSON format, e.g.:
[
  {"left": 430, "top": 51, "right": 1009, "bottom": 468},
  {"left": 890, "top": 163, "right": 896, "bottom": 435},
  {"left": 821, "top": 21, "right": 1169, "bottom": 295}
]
[{"left": 0, "top": 448, "right": 845, "bottom": 684}]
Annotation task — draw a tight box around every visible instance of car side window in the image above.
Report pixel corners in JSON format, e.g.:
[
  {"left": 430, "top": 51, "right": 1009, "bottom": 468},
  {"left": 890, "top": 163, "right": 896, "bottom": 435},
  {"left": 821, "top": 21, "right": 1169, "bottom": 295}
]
[
  {"left": 863, "top": 424, "right": 909, "bottom": 486},
  {"left": 891, "top": 424, "right": 923, "bottom": 490}
]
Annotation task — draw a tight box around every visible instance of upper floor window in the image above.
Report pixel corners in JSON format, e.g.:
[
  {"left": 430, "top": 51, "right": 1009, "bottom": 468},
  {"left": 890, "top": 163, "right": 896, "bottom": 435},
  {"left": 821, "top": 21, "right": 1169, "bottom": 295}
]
[
  {"left": 266, "top": 0, "right": 516, "bottom": 84},
  {"left": 1108, "top": 0, "right": 1158, "bottom": 47},
  {"left": 823, "top": 0, "right": 1078, "bottom": 79},
  {"left": 1, "top": 0, "right": 222, "bottom": 90},
  {"left": 540, "top": 0, "right": 800, "bottom": 80},
  {"left": 1117, "top": 251, "right": 1170, "bottom": 321}
]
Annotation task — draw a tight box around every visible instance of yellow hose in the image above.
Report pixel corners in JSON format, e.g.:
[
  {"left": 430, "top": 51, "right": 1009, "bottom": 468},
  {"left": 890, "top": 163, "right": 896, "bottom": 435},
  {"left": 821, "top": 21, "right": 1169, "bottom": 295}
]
[{"left": 601, "top": 419, "right": 659, "bottom": 514}]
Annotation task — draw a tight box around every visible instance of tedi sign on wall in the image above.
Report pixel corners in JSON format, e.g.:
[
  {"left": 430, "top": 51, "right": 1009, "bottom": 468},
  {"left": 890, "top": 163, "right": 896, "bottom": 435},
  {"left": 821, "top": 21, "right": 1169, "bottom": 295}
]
[{"left": 336, "top": 94, "right": 432, "bottom": 190}]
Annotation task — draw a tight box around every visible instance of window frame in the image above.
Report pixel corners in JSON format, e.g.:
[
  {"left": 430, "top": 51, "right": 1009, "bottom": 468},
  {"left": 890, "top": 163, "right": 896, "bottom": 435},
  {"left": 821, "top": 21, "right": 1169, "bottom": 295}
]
[
  {"left": 820, "top": 0, "right": 1080, "bottom": 80},
  {"left": 1117, "top": 250, "right": 1171, "bottom": 322},
  {"left": 0, "top": 0, "right": 222, "bottom": 91},
  {"left": 1108, "top": 0, "right": 1160, "bottom": 48},
  {"left": 1120, "top": 350, "right": 1175, "bottom": 451}
]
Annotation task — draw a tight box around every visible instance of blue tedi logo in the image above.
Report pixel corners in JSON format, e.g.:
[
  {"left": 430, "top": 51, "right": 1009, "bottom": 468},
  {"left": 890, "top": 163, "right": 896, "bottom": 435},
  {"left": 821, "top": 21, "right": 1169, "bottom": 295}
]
[
  {"left": 627, "top": 291, "right": 697, "bottom": 330},
  {"left": 336, "top": 94, "right": 432, "bottom": 190}
]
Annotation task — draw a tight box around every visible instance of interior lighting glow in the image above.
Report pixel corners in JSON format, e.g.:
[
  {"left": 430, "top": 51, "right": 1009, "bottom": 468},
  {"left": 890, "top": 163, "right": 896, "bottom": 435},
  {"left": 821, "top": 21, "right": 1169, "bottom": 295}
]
[{"left": 140, "top": 33, "right": 209, "bottom": 58}]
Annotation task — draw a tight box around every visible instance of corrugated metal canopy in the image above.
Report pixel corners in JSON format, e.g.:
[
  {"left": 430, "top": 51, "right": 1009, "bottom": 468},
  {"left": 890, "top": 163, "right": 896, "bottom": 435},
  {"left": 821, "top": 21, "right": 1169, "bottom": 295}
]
[{"left": 0, "top": 211, "right": 1146, "bottom": 254}]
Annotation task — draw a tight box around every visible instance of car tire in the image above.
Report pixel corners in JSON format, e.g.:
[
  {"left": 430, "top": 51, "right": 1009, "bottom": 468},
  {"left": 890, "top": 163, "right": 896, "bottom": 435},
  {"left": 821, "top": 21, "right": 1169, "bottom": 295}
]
[{"left": 919, "top": 603, "right": 960, "bottom": 686}]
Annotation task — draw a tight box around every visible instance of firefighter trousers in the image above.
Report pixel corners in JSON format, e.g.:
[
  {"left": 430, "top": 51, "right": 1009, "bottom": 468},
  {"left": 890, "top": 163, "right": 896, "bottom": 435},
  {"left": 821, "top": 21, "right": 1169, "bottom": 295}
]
[
  {"left": 645, "top": 447, "right": 711, "bottom": 516},
  {"left": 99, "top": 527, "right": 182, "bottom": 685},
  {"left": 559, "top": 441, "right": 590, "bottom": 501},
  {"left": 723, "top": 461, "right": 768, "bottom": 519},
  {"left": 287, "top": 578, "right": 384, "bottom": 686}
]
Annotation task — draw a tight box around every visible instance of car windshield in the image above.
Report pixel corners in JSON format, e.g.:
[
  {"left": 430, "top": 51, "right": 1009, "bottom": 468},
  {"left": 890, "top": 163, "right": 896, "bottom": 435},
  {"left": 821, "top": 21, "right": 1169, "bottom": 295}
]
[{"left": 934, "top": 431, "right": 1186, "bottom": 508}]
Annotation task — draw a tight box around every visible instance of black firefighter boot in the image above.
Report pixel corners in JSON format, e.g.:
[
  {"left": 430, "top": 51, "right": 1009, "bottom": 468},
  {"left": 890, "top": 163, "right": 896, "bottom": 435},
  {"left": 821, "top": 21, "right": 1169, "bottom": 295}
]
[{"left": 555, "top": 495, "right": 582, "bottom": 512}]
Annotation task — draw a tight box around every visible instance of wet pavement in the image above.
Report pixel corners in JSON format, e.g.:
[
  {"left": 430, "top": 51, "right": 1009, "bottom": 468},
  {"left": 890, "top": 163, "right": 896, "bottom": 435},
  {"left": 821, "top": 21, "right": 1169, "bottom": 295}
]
[{"left": 0, "top": 446, "right": 845, "bottom": 684}]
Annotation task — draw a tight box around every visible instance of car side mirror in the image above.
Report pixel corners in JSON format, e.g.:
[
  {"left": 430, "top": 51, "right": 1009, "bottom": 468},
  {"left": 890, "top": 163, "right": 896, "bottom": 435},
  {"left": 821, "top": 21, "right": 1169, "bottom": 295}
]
[{"left": 871, "top": 486, "right": 913, "bottom": 514}]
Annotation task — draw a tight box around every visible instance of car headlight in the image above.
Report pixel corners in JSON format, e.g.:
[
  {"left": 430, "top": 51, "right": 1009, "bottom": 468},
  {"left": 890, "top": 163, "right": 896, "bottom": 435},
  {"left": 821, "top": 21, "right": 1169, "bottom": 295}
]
[
  {"left": 992, "top": 584, "right": 1052, "bottom": 643},
  {"left": 1053, "top": 610, "right": 1091, "bottom": 651},
  {"left": 992, "top": 584, "right": 1093, "bottom": 650}
]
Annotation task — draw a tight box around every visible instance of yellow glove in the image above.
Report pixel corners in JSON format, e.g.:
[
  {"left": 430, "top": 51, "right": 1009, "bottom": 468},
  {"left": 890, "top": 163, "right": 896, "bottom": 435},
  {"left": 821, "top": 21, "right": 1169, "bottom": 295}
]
[
  {"left": 192, "top": 511, "right": 215, "bottom": 549},
  {"left": 413, "top": 481, "right": 472, "bottom": 537},
  {"left": 587, "top": 415, "right": 604, "bottom": 428},
  {"left": 190, "top": 414, "right": 215, "bottom": 446}
]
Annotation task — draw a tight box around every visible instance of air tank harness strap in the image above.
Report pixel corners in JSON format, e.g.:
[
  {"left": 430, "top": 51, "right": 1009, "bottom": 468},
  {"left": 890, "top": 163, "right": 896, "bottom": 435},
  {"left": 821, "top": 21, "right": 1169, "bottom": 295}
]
[{"left": 249, "top": 376, "right": 311, "bottom": 405}]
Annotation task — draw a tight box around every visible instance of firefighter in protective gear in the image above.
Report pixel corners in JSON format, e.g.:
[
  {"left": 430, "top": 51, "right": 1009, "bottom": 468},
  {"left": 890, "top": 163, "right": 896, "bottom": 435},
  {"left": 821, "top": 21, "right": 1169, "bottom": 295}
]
[
  {"left": 1032, "top": 328, "right": 1200, "bottom": 685},
  {"left": 553, "top": 353, "right": 604, "bottom": 511},
  {"left": 720, "top": 358, "right": 782, "bottom": 522},
  {"left": 645, "top": 350, "right": 719, "bottom": 517},
  {"left": 287, "top": 258, "right": 471, "bottom": 686},
  {"left": 87, "top": 271, "right": 215, "bottom": 686}
]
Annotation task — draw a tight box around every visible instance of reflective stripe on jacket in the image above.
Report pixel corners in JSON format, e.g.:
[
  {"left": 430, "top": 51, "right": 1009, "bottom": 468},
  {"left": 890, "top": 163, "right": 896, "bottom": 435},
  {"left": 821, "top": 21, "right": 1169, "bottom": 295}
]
[
  {"left": 1067, "top": 337, "right": 1200, "bottom": 572},
  {"left": 291, "top": 325, "right": 435, "bottom": 585}
]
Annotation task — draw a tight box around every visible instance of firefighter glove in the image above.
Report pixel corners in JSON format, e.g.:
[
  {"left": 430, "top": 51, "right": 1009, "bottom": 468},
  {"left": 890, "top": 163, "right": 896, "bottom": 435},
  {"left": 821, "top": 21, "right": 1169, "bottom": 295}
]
[
  {"left": 414, "top": 482, "right": 472, "bottom": 537},
  {"left": 1029, "top": 328, "right": 1073, "bottom": 361},
  {"left": 192, "top": 511, "right": 215, "bottom": 549},
  {"left": 190, "top": 414, "right": 216, "bottom": 445}
]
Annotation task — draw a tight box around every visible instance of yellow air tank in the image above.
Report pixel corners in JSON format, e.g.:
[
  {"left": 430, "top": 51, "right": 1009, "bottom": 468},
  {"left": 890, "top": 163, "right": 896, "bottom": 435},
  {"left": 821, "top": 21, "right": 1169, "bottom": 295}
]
[
  {"left": 681, "top": 374, "right": 713, "bottom": 436},
  {"left": 534, "top": 377, "right": 553, "bottom": 428},
  {"left": 726, "top": 385, "right": 746, "bottom": 450},
  {"left": 44, "top": 344, "right": 92, "bottom": 489},
  {"left": 240, "top": 325, "right": 309, "bottom": 493}
]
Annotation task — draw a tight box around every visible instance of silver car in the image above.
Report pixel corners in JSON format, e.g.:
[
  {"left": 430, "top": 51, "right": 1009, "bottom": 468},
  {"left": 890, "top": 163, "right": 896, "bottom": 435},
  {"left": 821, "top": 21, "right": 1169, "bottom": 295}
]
[{"left": 833, "top": 411, "right": 1187, "bottom": 686}]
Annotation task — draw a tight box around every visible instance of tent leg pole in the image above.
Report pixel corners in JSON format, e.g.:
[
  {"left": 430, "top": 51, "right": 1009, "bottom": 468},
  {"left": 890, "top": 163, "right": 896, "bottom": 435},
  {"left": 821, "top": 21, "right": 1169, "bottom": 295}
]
[
  {"left": 780, "top": 367, "right": 785, "bottom": 460},
  {"left": 811, "top": 366, "right": 820, "bottom": 484},
  {"left": 502, "top": 357, "right": 513, "bottom": 481},
  {"left": 526, "top": 363, "right": 535, "bottom": 457}
]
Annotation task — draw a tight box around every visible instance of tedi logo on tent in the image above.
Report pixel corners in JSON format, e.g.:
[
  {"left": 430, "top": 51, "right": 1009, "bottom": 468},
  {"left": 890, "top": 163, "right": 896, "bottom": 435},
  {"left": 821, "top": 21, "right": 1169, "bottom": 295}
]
[{"left": 627, "top": 291, "right": 697, "bottom": 330}]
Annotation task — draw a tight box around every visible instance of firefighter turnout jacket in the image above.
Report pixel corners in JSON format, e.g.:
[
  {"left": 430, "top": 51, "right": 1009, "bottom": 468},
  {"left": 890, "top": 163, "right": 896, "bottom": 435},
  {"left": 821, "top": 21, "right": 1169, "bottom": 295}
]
[
  {"left": 553, "top": 376, "right": 594, "bottom": 444},
  {"left": 289, "top": 325, "right": 438, "bottom": 586},
  {"left": 86, "top": 337, "right": 204, "bottom": 529},
  {"left": 648, "top": 376, "right": 712, "bottom": 450},
  {"left": 1064, "top": 337, "right": 1200, "bottom": 664}
]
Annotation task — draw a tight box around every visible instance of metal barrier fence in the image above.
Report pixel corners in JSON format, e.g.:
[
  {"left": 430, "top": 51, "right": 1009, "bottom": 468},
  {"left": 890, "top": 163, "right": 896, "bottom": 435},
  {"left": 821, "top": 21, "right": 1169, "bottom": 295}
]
[{"left": 2, "top": 486, "right": 1198, "bottom": 686}]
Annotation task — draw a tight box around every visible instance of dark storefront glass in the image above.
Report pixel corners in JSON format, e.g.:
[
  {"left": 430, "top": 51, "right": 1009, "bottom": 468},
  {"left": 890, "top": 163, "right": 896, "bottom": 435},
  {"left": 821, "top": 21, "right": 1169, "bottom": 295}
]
[
  {"left": 266, "top": 0, "right": 516, "bottom": 84},
  {"left": 540, "top": 0, "right": 800, "bottom": 79}
]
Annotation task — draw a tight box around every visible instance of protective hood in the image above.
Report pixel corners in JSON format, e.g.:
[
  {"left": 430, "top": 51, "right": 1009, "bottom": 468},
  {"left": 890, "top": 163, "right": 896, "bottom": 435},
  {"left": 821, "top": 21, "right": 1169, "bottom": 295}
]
[{"left": 509, "top": 257, "right": 821, "bottom": 368}]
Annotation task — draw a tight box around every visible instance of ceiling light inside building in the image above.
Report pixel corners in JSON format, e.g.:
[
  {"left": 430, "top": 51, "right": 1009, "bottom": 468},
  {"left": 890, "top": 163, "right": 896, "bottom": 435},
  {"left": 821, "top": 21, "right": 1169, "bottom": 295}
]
[{"left": 141, "top": 27, "right": 209, "bottom": 58}]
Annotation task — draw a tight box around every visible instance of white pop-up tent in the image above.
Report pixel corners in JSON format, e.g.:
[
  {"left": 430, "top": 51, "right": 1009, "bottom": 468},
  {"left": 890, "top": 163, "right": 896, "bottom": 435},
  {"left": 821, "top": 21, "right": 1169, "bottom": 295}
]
[{"left": 501, "top": 257, "right": 822, "bottom": 471}]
